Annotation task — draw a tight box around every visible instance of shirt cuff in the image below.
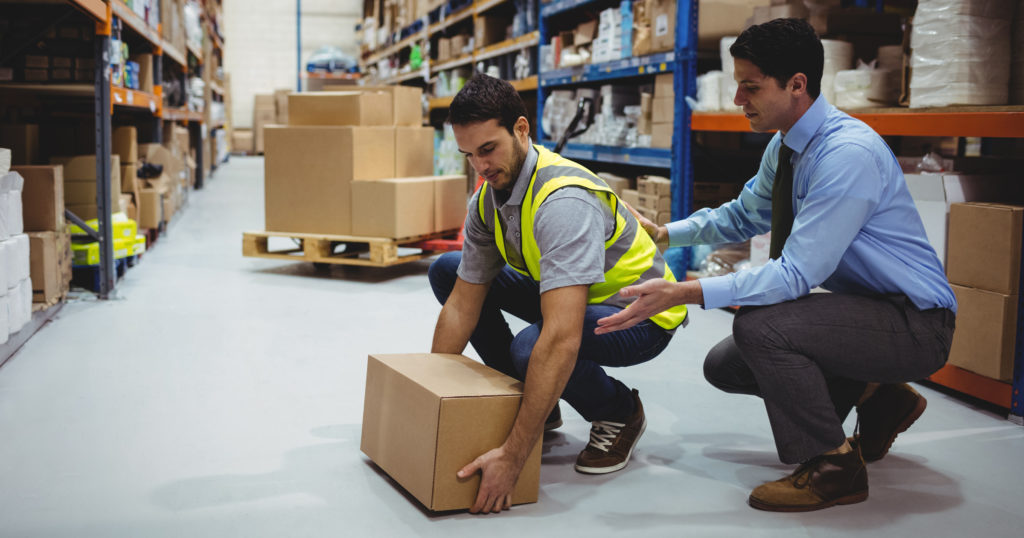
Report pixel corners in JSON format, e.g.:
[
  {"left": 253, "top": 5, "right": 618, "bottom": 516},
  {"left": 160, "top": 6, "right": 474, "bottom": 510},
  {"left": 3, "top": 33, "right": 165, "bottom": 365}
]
[
  {"left": 665, "top": 219, "right": 693, "bottom": 248},
  {"left": 699, "top": 273, "right": 736, "bottom": 310}
]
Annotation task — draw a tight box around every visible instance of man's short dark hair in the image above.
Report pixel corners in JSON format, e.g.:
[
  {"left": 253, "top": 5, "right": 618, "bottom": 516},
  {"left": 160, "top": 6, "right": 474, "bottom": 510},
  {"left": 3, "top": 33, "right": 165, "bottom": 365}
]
[
  {"left": 730, "top": 18, "right": 824, "bottom": 98},
  {"left": 447, "top": 74, "right": 529, "bottom": 135}
]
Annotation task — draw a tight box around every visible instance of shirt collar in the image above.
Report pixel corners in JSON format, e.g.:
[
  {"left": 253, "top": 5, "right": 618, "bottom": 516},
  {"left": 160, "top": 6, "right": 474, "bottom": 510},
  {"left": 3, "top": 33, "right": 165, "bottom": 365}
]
[
  {"left": 496, "top": 138, "right": 537, "bottom": 207},
  {"left": 782, "top": 94, "right": 829, "bottom": 154}
]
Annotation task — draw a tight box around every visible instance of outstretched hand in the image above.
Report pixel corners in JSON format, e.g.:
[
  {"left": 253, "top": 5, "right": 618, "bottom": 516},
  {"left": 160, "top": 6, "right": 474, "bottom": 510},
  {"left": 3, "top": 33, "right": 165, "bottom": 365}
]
[{"left": 595, "top": 279, "right": 687, "bottom": 334}]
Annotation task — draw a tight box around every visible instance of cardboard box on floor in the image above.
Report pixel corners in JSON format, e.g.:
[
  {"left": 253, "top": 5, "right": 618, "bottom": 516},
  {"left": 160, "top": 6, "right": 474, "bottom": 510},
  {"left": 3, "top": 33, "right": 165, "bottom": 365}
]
[
  {"left": 232, "top": 129, "right": 254, "bottom": 154},
  {"left": 138, "top": 185, "right": 167, "bottom": 229},
  {"left": 947, "top": 284, "right": 1017, "bottom": 381},
  {"left": 12, "top": 165, "right": 64, "bottom": 232},
  {"left": 28, "top": 231, "right": 70, "bottom": 304},
  {"left": 287, "top": 92, "right": 393, "bottom": 126},
  {"left": 264, "top": 126, "right": 394, "bottom": 235},
  {"left": 324, "top": 84, "right": 423, "bottom": 126},
  {"left": 946, "top": 202, "right": 1023, "bottom": 296},
  {"left": 361, "top": 353, "right": 542, "bottom": 512}
]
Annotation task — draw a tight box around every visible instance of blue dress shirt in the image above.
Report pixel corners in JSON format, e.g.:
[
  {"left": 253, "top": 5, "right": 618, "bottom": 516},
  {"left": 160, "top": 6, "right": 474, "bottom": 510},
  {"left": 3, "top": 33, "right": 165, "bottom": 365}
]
[{"left": 667, "top": 95, "right": 957, "bottom": 313}]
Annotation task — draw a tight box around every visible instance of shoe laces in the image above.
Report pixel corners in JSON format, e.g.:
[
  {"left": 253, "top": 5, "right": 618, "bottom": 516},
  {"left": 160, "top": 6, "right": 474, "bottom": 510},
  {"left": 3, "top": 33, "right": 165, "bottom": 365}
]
[
  {"left": 586, "top": 420, "right": 626, "bottom": 453},
  {"left": 790, "top": 456, "right": 823, "bottom": 489}
]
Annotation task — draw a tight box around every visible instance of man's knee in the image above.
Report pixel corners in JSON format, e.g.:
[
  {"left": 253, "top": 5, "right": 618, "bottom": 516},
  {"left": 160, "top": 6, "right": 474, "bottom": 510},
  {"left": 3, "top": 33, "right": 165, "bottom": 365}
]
[
  {"left": 427, "top": 252, "right": 461, "bottom": 304},
  {"left": 508, "top": 324, "right": 541, "bottom": 378},
  {"left": 703, "top": 335, "right": 757, "bottom": 395}
]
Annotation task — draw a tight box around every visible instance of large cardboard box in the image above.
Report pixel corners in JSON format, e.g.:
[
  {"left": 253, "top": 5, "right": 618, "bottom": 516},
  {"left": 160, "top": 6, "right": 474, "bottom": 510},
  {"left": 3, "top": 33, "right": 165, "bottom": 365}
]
[
  {"left": 475, "top": 14, "right": 507, "bottom": 48},
  {"left": 435, "top": 175, "right": 468, "bottom": 232},
  {"left": 948, "top": 284, "right": 1017, "bottom": 381},
  {"left": 652, "top": 97, "right": 674, "bottom": 120},
  {"left": 360, "top": 353, "right": 542, "bottom": 512},
  {"left": 351, "top": 177, "right": 434, "bottom": 238},
  {"left": 274, "top": 88, "right": 291, "bottom": 124},
  {"left": 28, "top": 231, "right": 68, "bottom": 304},
  {"left": 698, "top": 0, "right": 761, "bottom": 50},
  {"left": 395, "top": 127, "right": 434, "bottom": 177},
  {"left": 129, "top": 53, "right": 154, "bottom": 94},
  {"left": 48, "top": 154, "right": 120, "bottom": 209},
  {"left": 650, "top": 0, "right": 676, "bottom": 53},
  {"left": 638, "top": 175, "right": 671, "bottom": 196},
  {"left": 232, "top": 129, "right": 254, "bottom": 154},
  {"left": 650, "top": 122, "right": 672, "bottom": 148},
  {"left": 138, "top": 185, "right": 168, "bottom": 229},
  {"left": 947, "top": 203, "right": 1023, "bottom": 295},
  {"left": 654, "top": 73, "right": 674, "bottom": 98},
  {"left": 0, "top": 124, "right": 40, "bottom": 165},
  {"left": 253, "top": 94, "right": 277, "bottom": 154},
  {"left": 329, "top": 85, "right": 424, "bottom": 126},
  {"left": 288, "top": 92, "right": 393, "bottom": 126},
  {"left": 12, "top": 165, "right": 64, "bottom": 232},
  {"left": 113, "top": 126, "right": 138, "bottom": 164},
  {"left": 264, "top": 126, "right": 395, "bottom": 235}
]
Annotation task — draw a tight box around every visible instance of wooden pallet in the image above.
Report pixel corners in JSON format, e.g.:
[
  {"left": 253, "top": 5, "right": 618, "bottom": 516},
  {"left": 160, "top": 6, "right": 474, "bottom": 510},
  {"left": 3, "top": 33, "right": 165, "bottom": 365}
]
[{"left": 242, "top": 229, "right": 459, "bottom": 267}]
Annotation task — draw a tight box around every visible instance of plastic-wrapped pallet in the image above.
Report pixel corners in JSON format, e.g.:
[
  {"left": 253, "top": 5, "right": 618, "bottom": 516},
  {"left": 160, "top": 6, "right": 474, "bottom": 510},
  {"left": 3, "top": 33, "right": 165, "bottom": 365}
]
[{"left": 910, "top": 0, "right": 1014, "bottom": 107}]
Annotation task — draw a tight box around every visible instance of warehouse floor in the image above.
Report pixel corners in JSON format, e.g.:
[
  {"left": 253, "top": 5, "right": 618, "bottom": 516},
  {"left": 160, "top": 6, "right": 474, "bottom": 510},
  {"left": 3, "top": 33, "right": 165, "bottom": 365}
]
[{"left": 1, "top": 156, "right": 1023, "bottom": 537}]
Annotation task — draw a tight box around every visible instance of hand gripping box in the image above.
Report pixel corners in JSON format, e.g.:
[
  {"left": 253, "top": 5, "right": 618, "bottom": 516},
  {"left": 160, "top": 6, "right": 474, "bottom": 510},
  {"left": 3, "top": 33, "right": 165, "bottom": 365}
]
[{"left": 360, "top": 353, "right": 542, "bottom": 511}]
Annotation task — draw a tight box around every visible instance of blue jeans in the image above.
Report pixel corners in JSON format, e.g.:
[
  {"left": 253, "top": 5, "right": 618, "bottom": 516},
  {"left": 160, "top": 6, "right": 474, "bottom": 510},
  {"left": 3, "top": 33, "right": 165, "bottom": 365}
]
[{"left": 428, "top": 251, "right": 674, "bottom": 422}]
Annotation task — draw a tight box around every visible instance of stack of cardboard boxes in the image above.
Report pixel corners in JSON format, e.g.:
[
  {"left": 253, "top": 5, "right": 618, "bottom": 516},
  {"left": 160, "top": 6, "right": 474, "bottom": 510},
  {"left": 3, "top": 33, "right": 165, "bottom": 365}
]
[
  {"left": 636, "top": 175, "right": 672, "bottom": 225},
  {"left": 253, "top": 94, "right": 276, "bottom": 154},
  {"left": 650, "top": 73, "right": 673, "bottom": 149},
  {"left": 946, "top": 202, "right": 1024, "bottom": 382},
  {"left": 49, "top": 154, "right": 121, "bottom": 221},
  {"left": 264, "top": 87, "right": 466, "bottom": 239}
]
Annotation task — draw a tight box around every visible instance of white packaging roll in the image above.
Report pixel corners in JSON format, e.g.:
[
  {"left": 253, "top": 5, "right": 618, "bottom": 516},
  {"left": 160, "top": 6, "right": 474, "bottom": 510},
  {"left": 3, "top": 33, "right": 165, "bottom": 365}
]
[
  {"left": 9, "top": 190, "right": 22, "bottom": 236},
  {"left": 18, "top": 277, "right": 31, "bottom": 330},
  {"left": 821, "top": 73, "right": 837, "bottom": 104},
  {"left": 13, "top": 234, "right": 29, "bottom": 283},
  {"left": 0, "top": 292, "right": 9, "bottom": 342},
  {"left": 834, "top": 69, "right": 873, "bottom": 109},
  {"left": 0, "top": 192, "right": 8, "bottom": 241},
  {"left": 1, "top": 239, "right": 14, "bottom": 291},
  {"left": 697, "top": 71, "right": 723, "bottom": 111},
  {"left": 822, "top": 39, "right": 855, "bottom": 74},
  {"left": 877, "top": 45, "right": 904, "bottom": 70}
]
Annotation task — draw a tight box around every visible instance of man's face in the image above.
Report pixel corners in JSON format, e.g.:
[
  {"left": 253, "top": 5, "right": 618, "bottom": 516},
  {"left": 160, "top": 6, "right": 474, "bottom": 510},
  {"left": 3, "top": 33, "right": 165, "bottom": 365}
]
[
  {"left": 733, "top": 58, "right": 800, "bottom": 133},
  {"left": 453, "top": 117, "right": 529, "bottom": 192}
]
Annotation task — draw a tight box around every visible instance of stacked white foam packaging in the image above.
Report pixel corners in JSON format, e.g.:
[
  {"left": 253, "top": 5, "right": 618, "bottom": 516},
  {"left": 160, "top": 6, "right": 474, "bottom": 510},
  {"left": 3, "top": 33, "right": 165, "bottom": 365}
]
[
  {"left": 0, "top": 170, "right": 32, "bottom": 341},
  {"left": 911, "top": 0, "right": 1013, "bottom": 108},
  {"left": 1012, "top": 0, "right": 1024, "bottom": 104},
  {"left": 696, "top": 71, "right": 724, "bottom": 111},
  {"left": 834, "top": 46, "right": 903, "bottom": 109},
  {"left": 821, "top": 39, "right": 854, "bottom": 105},
  {"left": 592, "top": 7, "right": 624, "bottom": 64},
  {"left": 719, "top": 37, "right": 741, "bottom": 113}
]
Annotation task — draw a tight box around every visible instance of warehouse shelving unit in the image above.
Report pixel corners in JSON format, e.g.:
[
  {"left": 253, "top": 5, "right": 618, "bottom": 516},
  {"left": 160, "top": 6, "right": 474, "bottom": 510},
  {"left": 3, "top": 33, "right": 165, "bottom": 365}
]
[
  {"left": 691, "top": 90, "right": 1024, "bottom": 424},
  {"left": 537, "top": 0, "right": 697, "bottom": 274}
]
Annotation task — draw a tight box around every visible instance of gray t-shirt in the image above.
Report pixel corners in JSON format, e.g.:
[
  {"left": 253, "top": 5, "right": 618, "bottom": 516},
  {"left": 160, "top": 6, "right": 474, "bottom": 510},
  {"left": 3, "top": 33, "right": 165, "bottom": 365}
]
[{"left": 457, "top": 144, "right": 615, "bottom": 294}]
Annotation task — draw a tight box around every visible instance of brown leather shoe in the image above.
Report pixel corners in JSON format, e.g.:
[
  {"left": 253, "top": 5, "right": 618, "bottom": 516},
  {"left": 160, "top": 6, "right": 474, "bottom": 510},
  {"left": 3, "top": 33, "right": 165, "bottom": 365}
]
[
  {"left": 856, "top": 383, "right": 927, "bottom": 462},
  {"left": 545, "top": 403, "right": 563, "bottom": 432},
  {"left": 574, "top": 389, "right": 645, "bottom": 474},
  {"left": 749, "top": 446, "right": 868, "bottom": 512}
]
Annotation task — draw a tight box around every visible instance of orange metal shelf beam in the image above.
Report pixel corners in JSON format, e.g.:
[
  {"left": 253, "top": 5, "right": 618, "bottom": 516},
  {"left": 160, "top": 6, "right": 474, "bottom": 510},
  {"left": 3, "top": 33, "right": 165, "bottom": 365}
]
[
  {"left": 927, "top": 364, "right": 1014, "bottom": 411},
  {"left": 69, "top": 0, "right": 107, "bottom": 21},
  {"left": 692, "top": 109, "right": 1024, "bottom": 138}
]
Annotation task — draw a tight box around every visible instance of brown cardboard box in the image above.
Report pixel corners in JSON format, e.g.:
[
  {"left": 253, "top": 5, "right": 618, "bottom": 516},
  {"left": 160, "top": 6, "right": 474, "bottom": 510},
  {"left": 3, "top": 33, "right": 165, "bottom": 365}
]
[
  {"left": 288, "top": 92, "right": 393, "bottom": 126},
  {"left": 946, "top": 203, "right": 1023, "bottom": 295},
  {"left": 654, "top": 73, "right": 674, "bottom": 98},
  {"left": 49, "top": 154, "right": 120, "bottom": 209},
  {"left": 12, "top": 165, "right": 64, "bottom": 231},
  {"left": 434, "top": 175, "right": 467, "bottom": 232},
  {"left": 360, "top": 353, "right": 542, "bottom": 512},
  {"left": 948, "top": 284, "right": 1017, "bottom": 381},
  {"left": 652, "top": 97, "right": 674, "bottom": 120},
  {"left": 698, "top": 0, "right": 761, "bottom": 50},
  {"left": 693, "top": 181, "right": 743, "bottom": 209},
  {"left": 64, "top": 203, "right": 97, "bottom": 220},
  {"left": 395, "top": 127, "right": 434, "bottom": 177},
  {"left": 138, "top": 186, "right": 166, "bottom": 229},
  {"left": 113, "top": 126, "right": 138, "bottom": 164},
  {"left": 637, "top": 205, "right": 659, "bottom": 223},
  {"left": 621, "top": 188, "right": 640, "bottom": 208},
  {"left": 638, "top": 192, "right": 671, "bottom": 212},
  {"left": 575, "top": 20, "right": 598, "bottom": 46},
  {"left": 650, "top": 0, "right": 676, "bottom": 53},
  {"left": 264, "top": 126, "right": 395, "bottom": 235},
  {"left": 0, "top": 124, "right": 40, "bottom": 165},
  {"left": 232, "top": 129, "right": 254, "bottom": 154},
  {"left": 120, "top": 163, "right": 136, "bottom": 193},
  {"left": 139, "top": 143, "right": 185, "bottom": 185},
  {"left": 597, "top": 172, "right": 631, "bottom": 196},
  {"left": 29, "top": 231, "right": 65, "bottom": 304},
  {"left": 438, "top": 37, "right": 452, "bottom": 61},
  {"left": 274, "top": 88, "right": 291, "bottom": 124},
  {"left": 324, "top": 85, "right": 424, "bottom": 127},
  {"left": 121, "top": 193, "right": 137, "bottom": 222},
  {"left": 638, "top": 175, "right": 671, "bottom": 196},
  {"left": 253, "top": 94, "right": 277, "bottom": 153},
  {"left": 351, "top": 177, "right": 435, "bottom": 238},
  {"left": 475, "top": 14, "right": 507, "bottom": 48},
  {"left": 650, "top": 122, "right": 672, "bottom": 148},
  {"left": 129, "top": 53, "right": 154, "bottom": 94}
]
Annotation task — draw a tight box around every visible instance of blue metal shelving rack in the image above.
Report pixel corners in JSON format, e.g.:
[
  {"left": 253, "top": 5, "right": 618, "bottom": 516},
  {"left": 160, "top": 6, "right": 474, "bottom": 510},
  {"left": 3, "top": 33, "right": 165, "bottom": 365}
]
[{"left": 537, "top": 0, "right": 698, "bottom": 277}]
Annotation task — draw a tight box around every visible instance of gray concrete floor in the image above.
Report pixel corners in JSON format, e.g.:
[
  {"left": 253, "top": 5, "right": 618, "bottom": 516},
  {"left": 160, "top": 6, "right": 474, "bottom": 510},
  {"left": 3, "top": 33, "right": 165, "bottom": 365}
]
[{"left": 1, "top": 156, "right": 1022, "bottom": 537}]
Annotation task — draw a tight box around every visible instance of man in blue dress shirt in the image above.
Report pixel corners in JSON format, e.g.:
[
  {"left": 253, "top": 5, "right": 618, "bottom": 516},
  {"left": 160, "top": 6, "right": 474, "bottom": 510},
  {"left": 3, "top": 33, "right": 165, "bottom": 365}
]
[{"left": 596, "top": 18, "right": 957, "bottom": 512}]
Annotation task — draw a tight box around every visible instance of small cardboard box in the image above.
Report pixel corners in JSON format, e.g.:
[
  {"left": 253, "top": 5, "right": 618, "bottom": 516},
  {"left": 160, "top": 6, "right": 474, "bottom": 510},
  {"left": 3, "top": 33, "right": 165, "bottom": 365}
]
[
  {"left": 288, "top": 92, "right": 393, "bottom": 126},
  {"left": 621, "top": 188, "right": 640, "bottom": 208},
  {"left": 264, "top": 126, "right": 395, "bottom": 235},
  {"left": 232, "top": 129, "right": 254, "bottom": 154},
  {"left": 48, "top": 155, "right": 120, "bottom": 209},
  {"left": 395, "top": 126, "right": 434, "bottom": 177},
  {"left": 948, "top": 284, "right": 1017, "bottom": 381},
  {"left": 654, "top": 73, "right": 674, "bottom": 98},
  {"left": 138, "top": 186, "right": 166, "bottom": 229},
  {"left": 28, "top": 231, "right": 66, "bottom": 304},
  {"left": 360, "top": 353, "right": 542, "bottom": 512},
  {"left": 638, "top": 192, "right": 671, "bottom": 212},
  {"left": 12, "top": 165, "right": 64, "bottom": 232},
  {"left": 638, "top": 175, "right": 671, "bottom": 196},
  {"left": 597, "top": 172, "right": 631, "bottom": 196},
  {"left": 274, "top": 88, "right": 291, "bottom": 124},
  {"left": 434, "top": 175, "right": 468, "bottom": 232},
  {"left": 947, "top": 202, "right": 1024, "bottom": 295},
  {"left": 650, "top": 122, "right": 672, "bottom": 148},
  {"left": 351, "top": 177, "right": 435, "bottom": 238},
  {"left": 652, "top": 97, "right": 674, "bottom": 120},
  {"left": 650, "top": 0, "right": 676, "bottom": 53},
  {"left": 327, "top": 85, "right": 424, "bottom": 127},
  {"left": 475, "top": 14, "right": 507, "bottom": 48}
]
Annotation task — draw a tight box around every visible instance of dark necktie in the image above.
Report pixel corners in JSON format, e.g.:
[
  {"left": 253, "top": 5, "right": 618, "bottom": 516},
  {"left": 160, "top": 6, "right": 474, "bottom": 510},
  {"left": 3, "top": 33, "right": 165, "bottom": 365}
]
[{"left": 769, "top": 143, "right": 795, "bottom": 260}]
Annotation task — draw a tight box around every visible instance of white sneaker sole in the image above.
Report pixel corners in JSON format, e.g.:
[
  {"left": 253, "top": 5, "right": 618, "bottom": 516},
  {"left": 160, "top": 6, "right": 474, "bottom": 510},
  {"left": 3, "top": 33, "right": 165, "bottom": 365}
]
[{"left": 574, "top": 416, "right": 647, "bottom": 475}]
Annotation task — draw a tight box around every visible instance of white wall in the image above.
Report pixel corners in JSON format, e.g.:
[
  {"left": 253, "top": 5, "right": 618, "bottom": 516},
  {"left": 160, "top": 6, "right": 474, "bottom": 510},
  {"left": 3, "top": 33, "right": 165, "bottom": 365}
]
[{"left": 224, "top": 0, "right": 363, "bottom": 128}]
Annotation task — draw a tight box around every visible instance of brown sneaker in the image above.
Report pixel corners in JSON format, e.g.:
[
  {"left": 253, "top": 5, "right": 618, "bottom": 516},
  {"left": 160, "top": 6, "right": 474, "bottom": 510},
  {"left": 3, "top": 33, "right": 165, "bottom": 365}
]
[
  {"left": 574, "top": 389, "right": 646, "bottom": 474},
  {"left": 856, "top": 383, "right": 927, "bottom": 462},
  {"left": 545, "top": 403, "right": 563, "bottom": 432},
  {"left": 748, "top": 446, "right": 869, "bottom": 512}
]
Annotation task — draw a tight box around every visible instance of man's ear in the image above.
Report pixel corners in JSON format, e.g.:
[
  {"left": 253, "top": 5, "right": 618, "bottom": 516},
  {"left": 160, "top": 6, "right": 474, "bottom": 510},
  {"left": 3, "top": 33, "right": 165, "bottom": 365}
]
[
  {"left": 514, "top": 116, "right": 530, "bottom": 139},
  {"left": 789, "top": 73, "right": 808, "bottom": 96}
]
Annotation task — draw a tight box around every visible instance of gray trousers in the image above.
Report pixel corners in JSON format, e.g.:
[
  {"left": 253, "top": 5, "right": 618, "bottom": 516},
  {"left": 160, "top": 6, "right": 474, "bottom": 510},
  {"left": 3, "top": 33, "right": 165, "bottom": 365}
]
[{"left": 704, "top": 293, "right": 956, "bottom": 464}]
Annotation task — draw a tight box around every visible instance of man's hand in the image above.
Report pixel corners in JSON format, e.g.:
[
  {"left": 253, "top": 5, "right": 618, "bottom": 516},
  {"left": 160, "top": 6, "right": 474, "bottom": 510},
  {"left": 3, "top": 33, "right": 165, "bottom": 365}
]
[
  {"left": 622, "top": 200, "right": 668, "bottom": 247},
  {"left": 595, "top": 279, "right": 702, "bottom": 334},
  {"left": 457, "top": 445, "right": 522, "bottom": 514}
]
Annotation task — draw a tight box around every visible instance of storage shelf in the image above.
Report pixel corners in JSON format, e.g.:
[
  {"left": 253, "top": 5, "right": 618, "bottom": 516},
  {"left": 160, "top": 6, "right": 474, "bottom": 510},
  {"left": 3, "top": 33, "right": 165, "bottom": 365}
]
[
  {"left": 187, "top": 41, "right": 202, "bottom": 60},
  {"left": 692, "top": 107, "right": 1024, "bottom": 138},
  {"left": 382, "top": 69, "right": 429, "bottom": 85},
  {"left": 927, "top": 365, "right": 1013, "bottom": 410},
  {"left": 540, "top": 51, "right": 675, "bottom": 87},
  {"left": 475, "top": 31, "right": 539, "bottom": 62},
  {"left": 431, "top": 53, "right": 475, "bottom": 74},
  {"left": 304, "top": 72, "right": 361, "bottom": 80},
  {"left": 162, "top": 107, "right": 202, "bottom": 122},
  {"left": 67, "top": 0, "right": 107, "bottom": 21},
  {"left": 475, "top": 0, "right": 507, "bottom": 14},
  {"left": 541, "top": 0, "right": 597, "bottom": 17},
  {"left": 111, "top": 85, "right": 160, "bottom": 112},
  {"left": 365, "top": 30, "right": 427, "bottom": 65},
  {"left": 539, "top": 140, "right": 672, "bottom": 168},
  {"left": 209, "top": 81, "right": 224, "bottom": 95},
  {"left": 429, "top": 4, "right": 475, "bottom": 35},
  {"left": 429, "top": 75, "right": 536, "bottom": 109},
  {"left": 162, "top": 42, "right": 186, "bottom": 66},
  {"left": 111, "top": 1, "right": 162, "bottom": 50},
  {"left": 0, "top": 83, "right": 94, "bottom": 96}
]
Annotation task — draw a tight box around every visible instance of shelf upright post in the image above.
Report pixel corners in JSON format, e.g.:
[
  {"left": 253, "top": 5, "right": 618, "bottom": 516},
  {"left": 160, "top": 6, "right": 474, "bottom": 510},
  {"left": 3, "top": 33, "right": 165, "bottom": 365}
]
[
  {"left": 664, "top": 0, "right": 698, "bottom": 278},
  {"left": 94, "top": 6, "right": 116, "bottom": 299},
  {"left": 154, "top": 46, "right": 164, "bottom": 143},
  {"left": 536, "top": 1, "right": 548, "bottom": 142}
]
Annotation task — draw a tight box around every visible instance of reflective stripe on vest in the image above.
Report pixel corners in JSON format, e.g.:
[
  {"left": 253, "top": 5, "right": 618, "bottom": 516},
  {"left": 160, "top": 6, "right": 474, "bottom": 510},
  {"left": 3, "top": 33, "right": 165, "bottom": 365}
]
[{"left": 477, "top": 145, "right": 687, "bottom": 330}]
